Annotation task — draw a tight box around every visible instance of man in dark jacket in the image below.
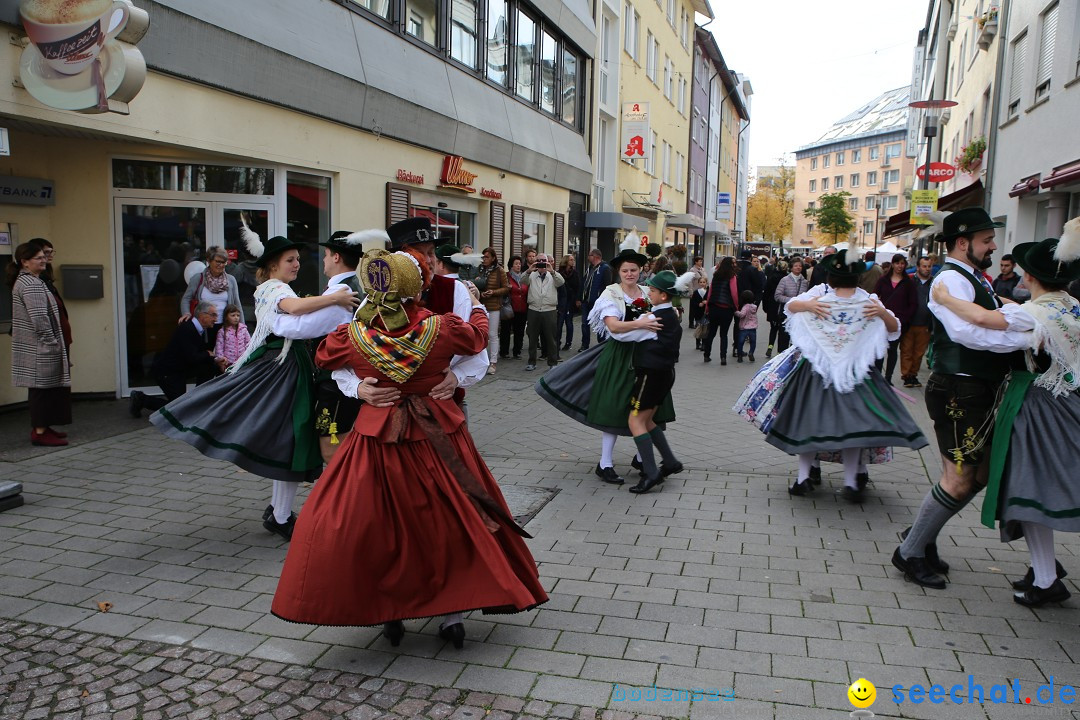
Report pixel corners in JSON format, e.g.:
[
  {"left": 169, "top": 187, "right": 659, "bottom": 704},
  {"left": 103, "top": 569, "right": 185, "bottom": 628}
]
[
  {"left": 579, "top": 248, "right": 612, "bottom": 351},
  {"left": 130, "top": 301, "right": 222, "bottom": 416},
  {"left": 809, "top": 246, "right": 836, "bottom": 288},
  {"left": 734, "top": 250, "right": 765, "bottom": 350}
]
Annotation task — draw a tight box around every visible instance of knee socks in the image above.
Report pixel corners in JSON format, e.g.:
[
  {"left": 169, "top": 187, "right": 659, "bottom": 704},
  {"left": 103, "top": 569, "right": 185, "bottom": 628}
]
[
  {"left": 841, "top": 447, "right": 861, "bottom": 489},
  {"left": 797, "top": 453, "right": 814, "bottom": 485},
  {"left": 440, "top": 611, "right": 464, "bottom": 629},
  {"left": 271, "top": 480, "right": 299, "bottom": 524},
  {"left": 632, "top": 434, "right": 659, "bottom": 478},
  {"left": 899, "top": 483, "right": 973, "bottom": 559},
  {"left": 600, "top": 432, "right": 617, "bottom": 469},
  {"left": 648, "top": 427, "right": 678, "bottom": 466},
  {"left": 1022, "top": 522, "right": 1057, "bottom": 589}
]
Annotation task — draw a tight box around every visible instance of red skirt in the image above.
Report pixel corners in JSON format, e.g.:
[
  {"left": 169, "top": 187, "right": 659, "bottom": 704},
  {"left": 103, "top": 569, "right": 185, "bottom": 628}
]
[{"left": 271, "top": 427, "right": 548, "bottom": 626}]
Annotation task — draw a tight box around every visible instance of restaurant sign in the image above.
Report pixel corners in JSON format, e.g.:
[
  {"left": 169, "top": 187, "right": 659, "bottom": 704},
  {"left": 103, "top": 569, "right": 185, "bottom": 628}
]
[{"left": 439, "top": 155, "right": 478, "bottom": 193}]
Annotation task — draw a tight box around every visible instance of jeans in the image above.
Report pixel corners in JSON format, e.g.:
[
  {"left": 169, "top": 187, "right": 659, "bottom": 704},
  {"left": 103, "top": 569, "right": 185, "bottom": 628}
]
[
  {"left": 702, "top": 306, "right": 735, "bottom": 359},
  {"left": 875, "top": 338, "right": 901, "bottom": 381},
  {"left": 557, "top": 308, "right": 576, "bottom": 348},
  {"left": 499, "top": 311, "right": 527, "bottom": 357},
  {"left": 736, "top": 328, "right": 757, "bottom": 357}
]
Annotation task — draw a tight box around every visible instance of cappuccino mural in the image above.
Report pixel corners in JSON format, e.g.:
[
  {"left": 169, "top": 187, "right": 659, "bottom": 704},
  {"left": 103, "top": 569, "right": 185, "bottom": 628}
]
[{"left": 18, "top": 0, "right": 149, "bottom": 113}]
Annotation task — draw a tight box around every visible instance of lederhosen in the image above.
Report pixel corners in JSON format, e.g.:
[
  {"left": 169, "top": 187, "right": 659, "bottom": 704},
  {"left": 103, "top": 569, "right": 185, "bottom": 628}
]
[
  {"left": 313, "top": 274, "right": 364, "bottom": 442},
  {"left": 925, "top": 264, "right": 1024, "bottom": 471},
  {"left": 629, "top": 307, "right": 681, "bottom": 413}
]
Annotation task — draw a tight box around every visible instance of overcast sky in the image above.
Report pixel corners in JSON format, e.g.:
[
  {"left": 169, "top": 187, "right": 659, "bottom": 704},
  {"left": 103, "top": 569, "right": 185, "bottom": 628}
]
[{"left": 703, "top": 1, "right": 929, "bottom": 175}]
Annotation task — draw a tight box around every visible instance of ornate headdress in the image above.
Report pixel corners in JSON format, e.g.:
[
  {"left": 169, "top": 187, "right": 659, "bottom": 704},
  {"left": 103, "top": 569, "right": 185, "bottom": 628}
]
[{"left": 354, "top": 249, "right": 424, "bottom": 331}]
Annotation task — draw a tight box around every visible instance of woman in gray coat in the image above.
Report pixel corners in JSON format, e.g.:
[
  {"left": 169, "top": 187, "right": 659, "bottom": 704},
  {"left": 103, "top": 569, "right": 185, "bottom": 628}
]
[
  {"left": 772, "top": 257, "right": 807, "bottom": 352},
  {"left": 179, "top": 246, "right": 244, "bottom": 341},
  {"left": 7, "top": 243, "right": 71, "bottom": 447}
]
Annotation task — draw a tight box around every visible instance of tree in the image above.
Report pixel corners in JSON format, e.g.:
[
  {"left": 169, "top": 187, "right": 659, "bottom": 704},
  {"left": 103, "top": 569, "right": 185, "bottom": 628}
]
[
  {"left": 746, "top": 158, "right": 795, "bottom": 248},
  {"left": 804, "top": 191, "right": 854, "bottom": 244}
]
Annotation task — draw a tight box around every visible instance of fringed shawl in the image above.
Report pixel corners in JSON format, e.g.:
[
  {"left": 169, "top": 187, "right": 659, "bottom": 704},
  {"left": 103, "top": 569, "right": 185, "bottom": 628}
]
[
  {"left": 587, "top": 283, "right": 648, "bottom": 339},
  {"left": 227, "top": 279, "right": 296, "bottom": 372},
  {"left": 786, "top": 292, "right": 889, "bottom": 394},
  {"left": 1022, "top": 291, "right": 1080, "bottom": 397}
]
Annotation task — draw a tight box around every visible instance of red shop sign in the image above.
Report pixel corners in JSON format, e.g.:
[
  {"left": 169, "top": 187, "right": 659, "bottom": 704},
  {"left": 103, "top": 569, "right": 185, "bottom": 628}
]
[
  {"left": 916, "top": 162, "right": 957, "bottom": 183},
  {"left": 439, "top": 155, "right": 478, "bottom": 193}
]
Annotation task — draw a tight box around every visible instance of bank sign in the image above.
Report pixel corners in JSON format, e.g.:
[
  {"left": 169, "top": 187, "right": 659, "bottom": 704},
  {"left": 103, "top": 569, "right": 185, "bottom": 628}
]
[{"left": 0, "top": 175, "right": 56, "bottom": 206}]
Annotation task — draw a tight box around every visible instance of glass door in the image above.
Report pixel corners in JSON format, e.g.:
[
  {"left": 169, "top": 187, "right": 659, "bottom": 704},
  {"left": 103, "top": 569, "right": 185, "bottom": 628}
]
[{"left": 220, "top": 205, "right": 273, "bottom": 331}]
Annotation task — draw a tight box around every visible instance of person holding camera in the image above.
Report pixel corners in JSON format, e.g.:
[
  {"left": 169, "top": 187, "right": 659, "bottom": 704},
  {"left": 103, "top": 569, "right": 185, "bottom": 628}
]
[{"left": 521, "top": 253, "right": 564, "bottom": 371}]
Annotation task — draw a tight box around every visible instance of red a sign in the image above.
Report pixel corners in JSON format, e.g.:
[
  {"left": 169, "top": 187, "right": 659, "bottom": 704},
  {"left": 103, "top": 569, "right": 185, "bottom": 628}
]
[{"left": 916, "top": 162, "right": 957, "bottom": 183}]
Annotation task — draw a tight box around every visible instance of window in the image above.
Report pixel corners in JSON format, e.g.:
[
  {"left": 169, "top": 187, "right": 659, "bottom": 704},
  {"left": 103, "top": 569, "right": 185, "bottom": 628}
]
[
  {"left": 666, "top": 0, "right": 675, "bottom": 26},
  {"left": 807, "top": 201, "right": 815, "bottom": 210},
  {"left": 867, "top": 171, "right": 878, "bottom": 185},
  {"left": 866, "top": 196, "right": 876, "bottom": 210},
  {"left": 863, "top": 221, "right": 874, "bottom": 234},
  {"left": 676, "top": 153, "right": 684, "bottom": 191},
  {"left": 406, "top": 0, "right": 438, "bottom": 45},
  {"left": 358, "top": 0, "right": 391, "bottom": 19},
  {"left": 809, "top": 179, "right": 817, "bottom": 192},
  {"left": 869, "top": 146, "right": 879, "bottom": 160},
  {"left": 515, "top": 10, "right": 537, "bottom": 101},
  {"left": 646, "top": 31, "right": 657, "bottom": 81},
  {"left": 689, "top": 170, "right": 697, "bottom": 203},
  {"left": 850, "top": 173, "right": 860, "bottom": 188},
  {"left": 678, "top": 78, "right": 687, "bottom": 115},
  {"left": 884, "top": 169, "right": 899, "bottom": 185},
  {"left": 852, "top": 149, "right": 862, "bottom": 163},
  {"left": 664, "top": 56, "right": 673, "bottom": 99},
  {"left": 821, "top": 177, "right": 829, "bottom": 190},
  {"left": 834, "top": 175, "right": 843, "bottom": 189},
  {"left": 823, "top": 155, "right": 830, "bottom": 168},
  {"left": 449, "top": 0, "right": 479, "bottom": 67},
  {"left": 562, "top": 48, "right": 579, "bottom": 126},
  {"left": 885, "top": 144, "right": 902, "bottom": 159},
  {"left": 811, "top": 157, "right": 818, "bottom": 170},
  {"left": 1036, "top": 2, "right": 1058, "bottom": 102},
  {"left": 624, "top": 2, "right": 638, "bottom": 60},
  {"left": 662, "top": 142, "right": 671, "bottom": 184},
  {"left": 807, "top": 223, "right": 814, "bottom": 235},
  {"left": 981, "top": 86, "right": 992, "bottom": 134},
  {"left": 680, "top": 7, "right": 689, "bottom": 47},
  {"left": 836, "top": 152, "right": 845, "bottom": 165},
  {"left": 597, "top": 118, "right": 608, "bottom": 181},
  {"left": 539, "top": 30, "right": 557, "bottom": 113},
  {"left": 1009, "top": 32, "right": 1028, "bottom": 117},
  {"left": 648, "top": 131, "right": 657, "bottom": 174},
  {"left": 958, "top": 36, "right": 966, "bottom": 87},
  {"left": 849, "top": 197, "right": 859, "bottom": 211},
  {"left": 691, "top": 107, "right": 700, "bottom": 143},
  {"left": 486, "top": 0, "right": 509, "bottom": 84},
  {"left": 885, "top": 195, "right": 899, "bottom": 210}
]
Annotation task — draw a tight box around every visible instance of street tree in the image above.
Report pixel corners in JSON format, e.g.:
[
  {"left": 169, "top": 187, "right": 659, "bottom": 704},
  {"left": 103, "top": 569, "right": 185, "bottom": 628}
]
[
  {"left": 746, "top": 159, "right": 795, "bottom": 248},
  {"left": 803, "top": 191, "right": 854, "bottom": 244}
]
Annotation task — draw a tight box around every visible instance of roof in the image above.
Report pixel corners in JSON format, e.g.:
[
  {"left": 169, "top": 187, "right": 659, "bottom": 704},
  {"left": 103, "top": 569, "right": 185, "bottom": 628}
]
[
  {"left": 695, "top": 27, "right": 749, "bottom": 122},
  {"left": 797, "top": 86, "right": 910, "bottom": 152}
]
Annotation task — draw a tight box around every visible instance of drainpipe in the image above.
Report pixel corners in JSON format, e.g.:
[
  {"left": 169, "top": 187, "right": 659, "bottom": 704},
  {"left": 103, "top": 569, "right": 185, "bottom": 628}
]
[{"left": 983, "top": 0, "right": 1010, "bottom": 218}]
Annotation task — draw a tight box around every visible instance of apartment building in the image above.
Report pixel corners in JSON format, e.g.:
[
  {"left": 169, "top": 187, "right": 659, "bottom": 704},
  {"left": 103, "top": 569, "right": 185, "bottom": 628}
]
[
  {"left": 793, "top": 87, "right": 916, "bottom": 251},
  {"left": 734, "top": 71, "right": 753, "bottom": 245},
  {"left": 0, "top": 0, "right": 593, "bottom": 405}
]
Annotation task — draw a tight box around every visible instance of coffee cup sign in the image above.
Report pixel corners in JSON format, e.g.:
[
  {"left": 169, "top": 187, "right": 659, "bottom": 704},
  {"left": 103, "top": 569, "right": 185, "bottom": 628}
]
[{"left": 21, "top": 0, "right": 129, "bottom": 76}]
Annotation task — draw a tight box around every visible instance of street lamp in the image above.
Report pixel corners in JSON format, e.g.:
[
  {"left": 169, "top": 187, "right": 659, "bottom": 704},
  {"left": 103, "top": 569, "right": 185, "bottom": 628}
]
[{"left": 908, "top": 99, "right": 958, "bottom": 256}]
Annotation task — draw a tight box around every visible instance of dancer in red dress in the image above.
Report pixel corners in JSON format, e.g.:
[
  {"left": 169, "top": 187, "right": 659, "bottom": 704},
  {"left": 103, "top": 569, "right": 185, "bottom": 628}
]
[{"left": 272, "top": 249, "right": 547, "bottom": 647}]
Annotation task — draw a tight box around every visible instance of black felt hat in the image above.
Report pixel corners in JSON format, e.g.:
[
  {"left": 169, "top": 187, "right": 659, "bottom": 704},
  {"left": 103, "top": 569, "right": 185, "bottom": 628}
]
[
  {"left": 387, "top": 217, "right": 435, "bottom": 250},
  {"left": 818, "top": 249, "right": 866, "bottom": 279},
  {"left": 1013, "top": 239, "right": 1080, "bottom": 285},
  {"left": 255, "top": 236, "right": 308, "bottom": 268},
  {"left": 941, "top": 207, "right": 1004, "bottom": 241}
]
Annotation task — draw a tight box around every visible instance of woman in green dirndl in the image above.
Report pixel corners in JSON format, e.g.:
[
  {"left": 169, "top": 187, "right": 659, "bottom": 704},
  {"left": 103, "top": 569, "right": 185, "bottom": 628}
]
[
  {"left": 536, "top": 236, "right": 675, "bottom": 485},
  {"left": 931, "top": 227, "right": 1080, "bottom": 607},
  {"left": 151, "top": 232, "right": 359, "bottom": 540}
]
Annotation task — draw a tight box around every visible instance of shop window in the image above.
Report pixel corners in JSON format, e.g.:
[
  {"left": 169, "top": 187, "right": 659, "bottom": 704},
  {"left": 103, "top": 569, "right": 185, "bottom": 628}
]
[
  {"left": 561, "top": 48, "right": 578, "bottom": 126},
  {"left": 486, "top": 0, "right": 509, "bottom": 85},
  {"left": 515, "top": 11, "right": 537, "bottom": 101},
  {"left": 113, "top": 160, "right": 274, "bottom": 195},
  {"left": 540, "top": 30, "right": 557, "bottom": 114},
  {"left": 287, "top": 172, "right": 331, "bottom": 297},
  {"left": 358, "top": 0, "right": 391, "bottom": 19},
  {"left": 450, "top": 0, "right": 480, "bottom": 68},
  {"left": 523, "top": 209, "right": 547, "bottom": 252},
  {"left": 410, "top": 205, "right": 475, "bottom": 247},
  {"left": 406, "top": 0, "right": 438, "bottom": 45}
]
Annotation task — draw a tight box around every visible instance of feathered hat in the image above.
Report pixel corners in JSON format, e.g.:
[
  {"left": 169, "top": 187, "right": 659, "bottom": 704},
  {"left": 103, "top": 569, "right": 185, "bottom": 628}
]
[
  {"left": 1012, "top": 217, "right": 1080, "bottom": 285},
  {"left": 320, "top": 229, "right": 391, "bottom": 252},
  {"left": 610, "top": 233, "right": 649, "bottom": 271},
  {"left": 240, "top": 217, "right": 264, "bottom": 259},
  {"left": 818, "top": 249, "right": 867, "bottom": 279},
  {"left": 672, "top": 270, "right": 697, "bottom": 296},
  {"left": 238, "top": 219, "right": 306, "bottom": 268}
]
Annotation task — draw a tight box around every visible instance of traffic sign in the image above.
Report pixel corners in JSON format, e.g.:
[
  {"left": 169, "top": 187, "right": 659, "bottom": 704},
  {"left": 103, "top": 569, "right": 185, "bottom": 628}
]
[{"left": 916, "top": 162, "right": 956, "bottom": 183}]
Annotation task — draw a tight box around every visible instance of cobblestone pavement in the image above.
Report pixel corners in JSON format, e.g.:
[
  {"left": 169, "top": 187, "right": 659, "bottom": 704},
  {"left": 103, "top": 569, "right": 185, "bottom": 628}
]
[{"left": 1, "top": 330, "right": 1079, "bottom": 719}]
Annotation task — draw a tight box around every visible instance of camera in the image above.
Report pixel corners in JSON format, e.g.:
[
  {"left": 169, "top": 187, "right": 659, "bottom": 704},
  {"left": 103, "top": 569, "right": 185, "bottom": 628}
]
[{"left": 536, "top": 260, "right": 547, "bottom": 268}]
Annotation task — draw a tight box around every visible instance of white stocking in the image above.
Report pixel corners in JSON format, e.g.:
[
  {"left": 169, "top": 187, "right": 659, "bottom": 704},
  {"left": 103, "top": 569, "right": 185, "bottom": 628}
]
[
  {"left": 1023, "top": 522, "right": 1057, "bottom": 589},
  {"left": 440, "top": 611, "right": 464, "bottom": 629},
  {"left": 271, "top": 480, "right": 298, "bottom": 524},
  {"left": 600, "top": 432, "right": 617, "bottom": 469},
  {"left": 841, "top": 448, "right": 862, "bottom": 489},
  {"left": 797, "top": 453, "right": 814, "bottom": 485}
]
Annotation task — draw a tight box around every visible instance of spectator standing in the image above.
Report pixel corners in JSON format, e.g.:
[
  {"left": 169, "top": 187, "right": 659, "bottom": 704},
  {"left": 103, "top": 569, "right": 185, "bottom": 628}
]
[
  {"left": 215, "top": 304, "right": 251, "bottom": 366},
  {"left": 556, "top": 254, "right": 581, "bottom": 351},
  {"left": 733, "top": 289, "right": 759, "bottom": 362},
  {"left": 8, "top": 243, "right": 71, "bottom": 446},
  {"left": 735, "top": 250, "right": 765, "bottom": 351},
  {"left": 701, "top": 256, "right": 739, "bottom": 364},
  {"left": 477, "top": 247, "right": 509, "bottom": 373},
  {"left": 900, "top": 256, "right": 934, "bottom": 387},
  {"left": 688, "top": 256, "right": 708, "bottom": 328},
  {"left": 762, "top": 258, "right": 787, "bottom": 357},
  {"left": 522, "top": 253, "right": 563, "bottom": 370},
  {"left": 500, "top": 255, "right": 528, "bottom": 359},
  {"left": 579, "top": 248, "right": 612, "bottom": 351},
  {"left": 773, "top": 258, "right": 808, "bottom": 353},
  {"left": 28, "top": 239, "right": 72, "bottom": 364},
  {"left": 873, "top": 254, "right": 917, "bottom": 384},
  {"left": 456, "top": 244, "right": 478, "bottom": 283},
  {"left": 180, "top": 245, "right": 244, "bottom": 342},
  {"left": 992, "top": 254, "right": 1022, "bottom": 300},
  {"left": 809, "top": 246, "right": 836, "bottom": 288},
  {"left": 858, "top": 251, "right": 883, "bottom": 293}
]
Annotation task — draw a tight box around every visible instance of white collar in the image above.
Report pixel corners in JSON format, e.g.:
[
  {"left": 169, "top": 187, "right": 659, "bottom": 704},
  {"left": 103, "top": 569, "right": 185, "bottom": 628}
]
[
  {"left": 652, "top": 302, "right": 673, "bottom": 311},
  {"left": 944, "top": 257, "right": 979, "bottom": 276},
  {"left": 327, "top": 270, "right": 356, "bottom": 287}
]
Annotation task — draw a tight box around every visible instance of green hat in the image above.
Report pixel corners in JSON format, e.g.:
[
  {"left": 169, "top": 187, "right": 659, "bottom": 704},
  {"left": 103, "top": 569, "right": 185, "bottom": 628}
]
[
  {"left": 941, "top": 207, "right": 1004, "bottom": 241},
  {"left": 318, "top": 229, "right": 391, "bottom": 253},
  {"left": 818, "top": 249, "right": 866, "bottom": 279},
  {"left": 434, "top": 243, "right": 462, "bottom": 268},
  {"left": 1013, "top": 239, "right": 1080, "bottom": 285},
  {"left": 645, "top": 270, "right": 678, "bottom": 294},
  {"left": 255, "top": 236, "right": 308, "bottom": 268}
]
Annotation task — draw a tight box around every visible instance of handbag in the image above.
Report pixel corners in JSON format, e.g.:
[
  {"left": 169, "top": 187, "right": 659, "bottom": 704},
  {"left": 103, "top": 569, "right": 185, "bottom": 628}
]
[
  {"left": 694, "top": 318, "right": 708, "bottom": 340},
  {"left": 501, "top": 295, "right": 514, "bottom": 320}
]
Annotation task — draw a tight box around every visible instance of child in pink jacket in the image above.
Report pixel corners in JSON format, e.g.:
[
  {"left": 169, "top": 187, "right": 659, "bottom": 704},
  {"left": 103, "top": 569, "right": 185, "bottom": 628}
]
[
  {"left": 214, "top": 304, "right": 251, "bottom": 367},
  {"left": 734, "top": 290, "right": 758, "bottom": 363}
]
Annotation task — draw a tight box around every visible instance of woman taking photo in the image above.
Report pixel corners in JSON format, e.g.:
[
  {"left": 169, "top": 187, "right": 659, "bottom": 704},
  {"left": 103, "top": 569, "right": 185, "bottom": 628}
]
[
  {"left": 499, "top": 255, "right": 528, "bottom": 360},
  {"left": 476, "top": 247, "right": 509, "bottom": 374},
  {"left": 8, "top": 243, "right": 71, "bottom": 447},
  {"left": 701, "top": 256, "right": 738, "bottom": 364},
  {"left": 180, "top": 245, "right": 244, "bottom": 340},
  {"left": 151, "top": 234, "right": 358, "bottom": 539}
]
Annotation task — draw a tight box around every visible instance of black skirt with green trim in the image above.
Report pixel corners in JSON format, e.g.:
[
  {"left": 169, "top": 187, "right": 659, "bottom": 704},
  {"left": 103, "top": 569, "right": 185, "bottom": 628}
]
[{"left": 765, "top": 362, "right": 927, "bottom": 455}]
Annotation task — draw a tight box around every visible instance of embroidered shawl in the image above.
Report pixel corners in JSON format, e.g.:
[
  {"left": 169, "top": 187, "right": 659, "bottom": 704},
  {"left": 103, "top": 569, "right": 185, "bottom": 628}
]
[
  {"left": 1022, "top": 291, "right": 1080, "bottom": 397},
  {"left": 227, "top": 279, "right": 296, "bottom": 372},
  {"left": 587, "top": 283, "right": 649, "bottom": 338},
  {"left": 347, "top": 314, "right": 442, "bottom": 383},
  {"left": 786, "top": 292, "right": 888, "bottom": 393}
]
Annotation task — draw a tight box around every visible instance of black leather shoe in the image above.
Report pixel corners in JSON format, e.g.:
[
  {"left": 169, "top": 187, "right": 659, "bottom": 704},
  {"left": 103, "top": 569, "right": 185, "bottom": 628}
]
[
  {"left": 382, "top": 620, "right": 405, "bottom": 647},
  {"left": 1012, "top": 561, "right": 1068, "bottom": 590},
  {"left": 594, "top": 464, "right": 625, "bottom": 485},
  {"left": 808, "top": 466, "right": 822, "bottom": 486},
  {"left": 703, "top": 356, "right": 712, "bottom": 362},
  {"left": 631, "top": 457, "right": 644, "bottom": 476},
  {"left": 263, "top": 515, "right": 296, "bottom": 541},
  {"left": 720, "top": 357, "right": 727, "bottom": 366},
  {"left": 438, "top": 622, "right": 466, "bottom": 649},
  {"left": 1014, "top": 579, "right": 1071, "bottom": 607},
  {"left": 748, "top": 353, "right": 755, "bottom": 362},
  {"left": 899, "top": 527, "right": 949, "bottom": 574},
  {"left": 788, "top": 479, "right": 812, "bottom": 496},
  {"left": 892, "top": 548, "right": 947, "bottom": 589},
  {"left": 129, "top": 390, "right": 144, "bottom": 418},
  {"left": 856, "top": 472, "right": 870, "bottom": 490},
  {"left": 841, "top": 486, "right": 864, "bottom": 504},
  {"left": 629, "top": 474, "right": 662, "bottom": 494},
  {"left": 263, "top": 505, "right": 297, "bottom": 524},
  {"left": 659, "top": 461, "right": 683, "bottom": 478}
]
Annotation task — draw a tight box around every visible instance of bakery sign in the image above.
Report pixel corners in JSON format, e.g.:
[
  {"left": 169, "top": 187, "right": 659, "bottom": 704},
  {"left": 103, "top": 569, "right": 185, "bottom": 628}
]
[
  {"left": 439, "top": 155, "right": 478, "bottom": 193},
  {"left": 18, "top": 0, "right": 150, "bottom": 115}
]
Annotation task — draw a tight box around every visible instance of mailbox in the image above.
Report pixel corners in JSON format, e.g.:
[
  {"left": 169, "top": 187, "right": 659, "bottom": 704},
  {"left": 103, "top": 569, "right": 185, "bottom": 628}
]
[{"left": 60, "top": 265, "right": 104, "bottom": 300}]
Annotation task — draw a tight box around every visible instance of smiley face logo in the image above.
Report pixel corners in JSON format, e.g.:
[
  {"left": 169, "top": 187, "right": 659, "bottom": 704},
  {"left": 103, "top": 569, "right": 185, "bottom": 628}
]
[{"left": 848, "top": 678, "right": 876, "bottom": 708}]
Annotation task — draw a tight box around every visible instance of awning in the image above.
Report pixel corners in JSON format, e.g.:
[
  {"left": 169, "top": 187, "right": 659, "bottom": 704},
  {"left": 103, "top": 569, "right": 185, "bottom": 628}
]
[
  {"left": 1041, "top": 159, "right": 1080, "bottom": 189},
  {"left": 666, "top": 213, "right": 705, "bottom": 230},
  {"left": 584, "top": 212, "right": 648, "bottom": 231},
  {"left": 1009, "top": 175, "right": 1040, "bottom": 198},
  {"left": 883, "top": 180, "right": 984, "bottom": 238}
]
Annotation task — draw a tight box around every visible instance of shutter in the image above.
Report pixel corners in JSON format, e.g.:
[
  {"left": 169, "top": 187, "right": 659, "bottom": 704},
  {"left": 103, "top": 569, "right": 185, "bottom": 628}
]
[
  {"left": 554, "top": 212, "right": 565, "bottom": 260},
  {"left": 1037, "top": 3, "right": 1058, "bottom": 86},
  {"left": 386, "top": 183, "right": 411, "bottom": 227},
  {"left": 1010, "top": 33, "right": 1027, "bottom": 104},
  {"left": 489, "top": 201, "right": 505, "bottom": 253},
  {"left": 510, "top": 205, "right": 525, "bottom": 260}
]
